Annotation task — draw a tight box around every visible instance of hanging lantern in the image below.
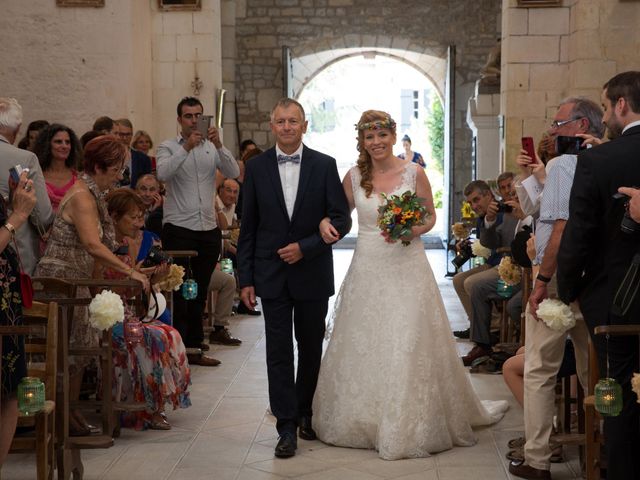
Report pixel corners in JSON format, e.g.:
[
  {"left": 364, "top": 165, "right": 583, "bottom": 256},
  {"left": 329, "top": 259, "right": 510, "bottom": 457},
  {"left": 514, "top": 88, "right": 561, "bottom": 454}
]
[
  {"left": 17, "top": 377, "right": 45, "bottom": 415},
  {"left": 220, "top": 258, "right": 234, "bottom": 275},
  {"left": 594, "top": 378, "right": 623, "bottom": 416},
  {"left": 182, "top": 279, "right": 198, "bottom": 300},
  {"left": 496, "top": 278, "right": 513, "bottom": 298},
  {"left": 124, "top": 317, "right": 144, "bottom": 346}
]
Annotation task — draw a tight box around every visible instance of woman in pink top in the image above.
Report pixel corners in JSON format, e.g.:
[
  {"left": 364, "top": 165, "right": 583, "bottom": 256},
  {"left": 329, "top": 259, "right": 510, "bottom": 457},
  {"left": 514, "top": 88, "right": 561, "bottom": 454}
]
[{"left": 33, "top": 124, "right": 81, "bottom": 212}]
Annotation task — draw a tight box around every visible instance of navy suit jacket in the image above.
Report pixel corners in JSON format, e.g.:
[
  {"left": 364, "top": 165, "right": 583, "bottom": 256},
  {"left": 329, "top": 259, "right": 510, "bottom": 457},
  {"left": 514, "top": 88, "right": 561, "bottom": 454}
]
[
  {"left": 130, "top": 148, "right": 152, "bottom": 188},
  {"left": 557, "top": 125, "right": 640, "bottom": 326},
  {"left": 237, "top": 145, "right": 351, "bottom": 300}
]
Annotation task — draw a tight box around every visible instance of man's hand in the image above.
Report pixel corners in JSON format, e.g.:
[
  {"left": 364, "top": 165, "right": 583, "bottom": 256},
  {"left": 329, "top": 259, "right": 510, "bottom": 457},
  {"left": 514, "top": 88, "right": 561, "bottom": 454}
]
[
  {"left": 184, "top": 131, "right": 204, "bottom": 152},
  {"left": 576, "top": 133, "right": 604, "bottom": 148},
  {"left": 151, "top": 193, "right": 163, "bottom": 212},
  {"left": 240, "top": 286, "right": 256, "bottom": 310},
  {"left": 485, "top": 199, "right": 499, "bottom": 223},
  {"left": 277, "top": 242, "right": 303, "bottom": 264},
  {"left": 528, "top": 281, "right": 548, "bottom": 321},
  {"left": 505, "top": 198, "right": 525, "bottom": 220},
  {"left": 207, "top": 126, "right": 223, "bottom": 149},
  {"left": 618, "top": 187, "right": 640, "bottom": 223}
]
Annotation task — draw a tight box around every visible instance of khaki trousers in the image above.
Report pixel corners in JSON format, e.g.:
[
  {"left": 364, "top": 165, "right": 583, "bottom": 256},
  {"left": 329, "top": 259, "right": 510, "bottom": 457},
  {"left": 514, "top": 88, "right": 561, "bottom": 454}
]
[
  {"left": 452, "top": 263, "right": 492, "bottom": 320},
  {"left": 208, "top": 268, "right": 236, "bottom": 327},
  {"left": 523, "top": 276, "right": 590, "bottom": 470}
]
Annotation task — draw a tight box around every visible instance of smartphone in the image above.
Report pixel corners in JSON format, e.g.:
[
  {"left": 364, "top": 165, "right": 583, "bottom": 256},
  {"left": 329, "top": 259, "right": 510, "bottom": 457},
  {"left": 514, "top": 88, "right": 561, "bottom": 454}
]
[
  {"left": 196, "top": 115, "right": 213, "bottom": 137},
  {"left": 521, "top": 137, "right": 536, "bottom": 162},
  {"left": 8, "top": 165, "right": 34, "bottom": 184},
  {"left": 555, "top": 136, "right": 584, "bottom": 156}
]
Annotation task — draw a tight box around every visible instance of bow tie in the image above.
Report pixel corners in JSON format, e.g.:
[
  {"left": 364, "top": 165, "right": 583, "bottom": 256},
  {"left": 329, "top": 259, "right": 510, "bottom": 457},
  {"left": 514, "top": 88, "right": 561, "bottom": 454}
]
[{"left": 277, "top": 154, "right": 301, "bottom": 164}]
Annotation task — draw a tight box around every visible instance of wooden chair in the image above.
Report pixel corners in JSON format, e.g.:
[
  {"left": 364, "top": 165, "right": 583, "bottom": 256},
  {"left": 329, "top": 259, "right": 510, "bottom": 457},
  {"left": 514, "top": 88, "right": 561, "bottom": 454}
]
[
  {"left": 0, "top": 301, "right": 58, "bottom": 480},
  {"left": 32, "top": 277, "right": 144, "bottom": 480}
]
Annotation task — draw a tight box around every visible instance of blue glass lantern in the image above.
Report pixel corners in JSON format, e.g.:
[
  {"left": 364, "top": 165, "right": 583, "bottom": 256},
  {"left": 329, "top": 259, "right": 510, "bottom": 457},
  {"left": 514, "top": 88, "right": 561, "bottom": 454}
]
[
  {"left": 496, "top": 278, "right": 513, "bottom": 298},
  {"left": 182, "top": 279, "right": 198, "bottom": 300}
]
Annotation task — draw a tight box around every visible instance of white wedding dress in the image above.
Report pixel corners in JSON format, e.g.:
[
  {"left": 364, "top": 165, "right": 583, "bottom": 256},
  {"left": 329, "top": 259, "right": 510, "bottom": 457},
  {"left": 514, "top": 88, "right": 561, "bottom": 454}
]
[{"left": 313, "top": 163, "right": 508, "bottom": 460}]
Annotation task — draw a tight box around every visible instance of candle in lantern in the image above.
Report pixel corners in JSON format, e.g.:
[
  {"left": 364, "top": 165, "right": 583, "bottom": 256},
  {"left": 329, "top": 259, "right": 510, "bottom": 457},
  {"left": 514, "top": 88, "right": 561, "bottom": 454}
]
[
  {"left": 595, "top": 378, "right": 623, "bottom": 416},
  {"left": 17, "top": 377, "right": 45, "bottom": 415}
]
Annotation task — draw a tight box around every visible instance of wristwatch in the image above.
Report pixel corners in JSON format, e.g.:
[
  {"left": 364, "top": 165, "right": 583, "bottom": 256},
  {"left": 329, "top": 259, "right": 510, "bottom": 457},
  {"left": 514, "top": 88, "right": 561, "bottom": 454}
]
[
  {"left": 3, "top": 222, "right": 16, "bottom": 237},
  {"left": 536, "top": 273, "right": 551, "bottom": 283}
]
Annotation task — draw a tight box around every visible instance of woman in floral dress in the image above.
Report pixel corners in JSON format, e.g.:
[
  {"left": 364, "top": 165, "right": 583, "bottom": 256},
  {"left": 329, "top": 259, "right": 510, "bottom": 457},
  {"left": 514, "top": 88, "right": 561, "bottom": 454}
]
[{"left": 103, "top": 188, "right": 190, "bottom": 430}]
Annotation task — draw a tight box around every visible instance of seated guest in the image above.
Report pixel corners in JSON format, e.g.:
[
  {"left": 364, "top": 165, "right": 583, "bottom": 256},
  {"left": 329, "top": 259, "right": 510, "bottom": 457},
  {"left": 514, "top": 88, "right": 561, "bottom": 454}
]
[
  {"left": 17, "top": 119, "right": 49, "bottom": 151},
  {"left": 131, "top": 130, "right": 156, "bottom": 171},
  {"left": 33, "top": 123, "right": 81, "bottom": 212},
  {"left": 135, "top": 174, "right": 163, "bottom": 236},
  {"left": 236, "top": 147, "right": 263, "bottom": 221},
  {"left": 92, "top": 116, "right": 115, "bottom": 135},
  {"left": 208, "top": 266, "right": 242, "bottom": 346},
  {"left": 80, "top": 130, "right": 102, "bottom": 149},
  {"left": 103, "top": 188, "right": 191, "bottom": 430},
  {"left": 216, "top": 178, "right": 240, "bottom": 264},
  {"left": 114, "top": 119, "right": 152, "bottom": 188},
  {"left": 35, "top": 135, "right": 149, "bottom": 435},
  {"left": 239, "top": 138, "right": 257, "bottom": 160}
]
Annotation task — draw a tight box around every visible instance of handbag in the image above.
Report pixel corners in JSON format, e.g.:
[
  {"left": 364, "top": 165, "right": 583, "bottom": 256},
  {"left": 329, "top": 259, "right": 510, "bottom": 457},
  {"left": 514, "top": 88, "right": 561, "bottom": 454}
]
[{"left": 12, "top": 238, "right": 33, "bottom": 309}]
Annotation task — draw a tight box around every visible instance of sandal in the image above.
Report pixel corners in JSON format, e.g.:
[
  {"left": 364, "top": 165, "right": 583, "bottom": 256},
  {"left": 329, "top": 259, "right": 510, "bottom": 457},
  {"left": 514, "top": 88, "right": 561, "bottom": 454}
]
[
  {"left": 508, "top": 436, "right": 526, "bottom": 449},
  {"left": 149, "top": 413, "right": 171, "bottom": 430}
]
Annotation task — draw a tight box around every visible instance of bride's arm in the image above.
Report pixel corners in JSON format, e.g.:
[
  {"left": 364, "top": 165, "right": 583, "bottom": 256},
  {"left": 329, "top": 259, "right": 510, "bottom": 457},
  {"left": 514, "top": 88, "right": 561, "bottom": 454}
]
[
  {"left": 319, "top": 172, "right": 355, "bottom": 244},
  {"left": 411, "top": 168, "right": 437, "bottom": 237}
]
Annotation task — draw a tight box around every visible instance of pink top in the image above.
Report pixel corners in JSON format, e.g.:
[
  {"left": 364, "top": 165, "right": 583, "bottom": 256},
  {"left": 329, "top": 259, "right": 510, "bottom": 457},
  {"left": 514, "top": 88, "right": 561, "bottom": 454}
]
[{"left": 46, "top": 170, "right": 78, "bottom": 213}]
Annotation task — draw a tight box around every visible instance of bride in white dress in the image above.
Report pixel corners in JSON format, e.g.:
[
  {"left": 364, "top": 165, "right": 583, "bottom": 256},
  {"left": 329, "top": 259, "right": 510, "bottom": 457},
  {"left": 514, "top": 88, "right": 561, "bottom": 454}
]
[{"left": 312, "top": 110, "right": 508, "bottom": 460}]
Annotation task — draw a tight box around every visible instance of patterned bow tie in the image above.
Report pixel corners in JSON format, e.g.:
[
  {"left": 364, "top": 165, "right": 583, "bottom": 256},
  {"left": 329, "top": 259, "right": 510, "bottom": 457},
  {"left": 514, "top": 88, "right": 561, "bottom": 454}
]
[{"left": 277, "top": 154, "right": 301, "bottom": 164}]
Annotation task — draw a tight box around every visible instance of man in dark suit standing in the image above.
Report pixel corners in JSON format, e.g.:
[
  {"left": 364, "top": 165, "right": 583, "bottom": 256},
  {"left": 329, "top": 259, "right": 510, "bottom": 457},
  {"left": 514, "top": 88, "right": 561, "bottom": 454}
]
[
  {"left": 558, "top": 71, "right": 640, "bottom": 480},
  {"left": 237, "top": 98, "right": 351, "bottom": 458}
]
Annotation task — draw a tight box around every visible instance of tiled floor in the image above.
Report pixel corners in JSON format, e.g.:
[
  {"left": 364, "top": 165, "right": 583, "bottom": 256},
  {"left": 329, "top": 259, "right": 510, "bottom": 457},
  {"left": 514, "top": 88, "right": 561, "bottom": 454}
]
[{"left": 3, "top": 250, "right": 584, "bottom": 479}]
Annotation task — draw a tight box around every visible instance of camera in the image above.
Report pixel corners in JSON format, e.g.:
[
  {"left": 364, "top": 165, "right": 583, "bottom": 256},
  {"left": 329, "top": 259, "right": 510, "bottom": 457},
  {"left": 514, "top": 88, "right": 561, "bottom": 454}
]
[
  {"left": 496, "top": 201, "right": 513, "bottom": 214},
  {"left": 451, "top": 239, "right": 473, "bottom": 269},
  {"left": 142, "top": 246, "right": 173, "bottom": 267},
  {"left": 9, "top": 165, "right": 33, "bottom": 184},
  {"left": 555, "top": 136, "right": 585, "bottom": 156},
  {"left": 614, "top": 191, "right": 640, "bottom": 235}
]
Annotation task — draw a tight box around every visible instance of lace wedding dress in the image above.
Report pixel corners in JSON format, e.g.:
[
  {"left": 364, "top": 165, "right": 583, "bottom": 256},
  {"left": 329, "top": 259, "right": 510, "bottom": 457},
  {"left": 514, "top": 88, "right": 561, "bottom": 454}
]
[{"left": 313, "top": 163, "right": 508, "bottom": 460}]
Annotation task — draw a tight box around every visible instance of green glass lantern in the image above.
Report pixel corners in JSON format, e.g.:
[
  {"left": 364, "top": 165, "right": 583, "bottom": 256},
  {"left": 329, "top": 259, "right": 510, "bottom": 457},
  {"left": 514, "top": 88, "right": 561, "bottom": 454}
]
[
  {"left": 472, "top": 256, "right": 486, "bottom": 267},
  {"left": 594, "top": 378, "right": 623, "bottom": 416},
  {"left": 496, "top": 278, "right": 513, "bottom": 298},
  {"left": 17, "top": 377, "right": 45, "bottom": 415},
  {"left": 220, "top": 258, "right": 234, "bottom": 275}
]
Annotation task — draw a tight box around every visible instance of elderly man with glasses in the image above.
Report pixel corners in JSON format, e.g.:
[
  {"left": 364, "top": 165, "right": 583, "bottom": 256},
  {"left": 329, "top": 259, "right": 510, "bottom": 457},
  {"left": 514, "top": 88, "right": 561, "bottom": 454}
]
[{"left": 114, "top": 118, "right": 152, "bottom": 188}]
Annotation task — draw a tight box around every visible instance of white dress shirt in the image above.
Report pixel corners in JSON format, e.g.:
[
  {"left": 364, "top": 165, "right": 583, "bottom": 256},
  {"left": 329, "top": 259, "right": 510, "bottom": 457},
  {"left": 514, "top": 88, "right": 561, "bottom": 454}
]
[
  {"left": 156, "top": 136, "right": 239, "bottom": 231},
  {"left": 276, "top": 144, "right": 303, "bottom": 219}
]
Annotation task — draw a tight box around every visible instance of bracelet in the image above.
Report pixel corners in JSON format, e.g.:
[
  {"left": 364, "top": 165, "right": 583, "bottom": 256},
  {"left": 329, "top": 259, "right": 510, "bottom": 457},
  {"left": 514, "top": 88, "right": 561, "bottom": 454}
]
[
  {"left": 536, "top": 273, "right": 552, "bottom": 283},
  {"left": 3, "top": 222, "right": 16, "bottom": 237}
]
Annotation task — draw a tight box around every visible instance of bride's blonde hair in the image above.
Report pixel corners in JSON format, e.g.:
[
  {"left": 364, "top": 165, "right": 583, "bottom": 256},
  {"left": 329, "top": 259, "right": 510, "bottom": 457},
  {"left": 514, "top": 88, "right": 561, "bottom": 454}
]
[{"left": 355, "top": 110, "right": 397, "bottom": 197}]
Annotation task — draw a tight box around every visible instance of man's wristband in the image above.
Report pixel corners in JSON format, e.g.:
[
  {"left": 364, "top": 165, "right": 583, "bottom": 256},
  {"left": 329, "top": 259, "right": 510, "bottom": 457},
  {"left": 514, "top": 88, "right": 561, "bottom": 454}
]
[{"left": 536, "top": 273, "right": 551, "bottom": 283}]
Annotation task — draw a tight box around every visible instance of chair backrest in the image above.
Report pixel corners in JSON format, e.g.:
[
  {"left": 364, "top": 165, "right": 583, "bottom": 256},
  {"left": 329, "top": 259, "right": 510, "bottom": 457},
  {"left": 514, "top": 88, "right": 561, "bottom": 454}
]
[{"left": 22, "top": 301, "right": 58, "bottom": 402}]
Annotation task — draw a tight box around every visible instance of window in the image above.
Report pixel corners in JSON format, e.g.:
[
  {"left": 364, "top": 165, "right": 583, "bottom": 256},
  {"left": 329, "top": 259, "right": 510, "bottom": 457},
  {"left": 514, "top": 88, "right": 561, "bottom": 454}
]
[{"left": 158, "top": 0, "right": 201, "bottom": 11}]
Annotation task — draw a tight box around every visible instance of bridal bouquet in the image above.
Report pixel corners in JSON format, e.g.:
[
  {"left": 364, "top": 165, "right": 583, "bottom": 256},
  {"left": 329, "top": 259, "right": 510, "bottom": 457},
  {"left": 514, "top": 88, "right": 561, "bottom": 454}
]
[
  {"left": 498, "top": 256, "right": 521, "bottom": 286},
  {"left": 88, "top": 290, "right": 125, "bottom": 331},
  {"left": 537, "top": 298, "right": 576, "bottom": 332},
  {"left": 377, "top": 190, "right": 427, "bottom": 246},
  {"left": 632, "top": 373, "right": 640, "bottom": 403}
]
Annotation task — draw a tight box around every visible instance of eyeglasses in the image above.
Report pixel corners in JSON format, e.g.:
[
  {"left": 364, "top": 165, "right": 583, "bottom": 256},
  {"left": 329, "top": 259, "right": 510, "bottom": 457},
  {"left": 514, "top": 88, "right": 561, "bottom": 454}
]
[{"left": 550, "top": 117, "right": 584, "bottom": 129}]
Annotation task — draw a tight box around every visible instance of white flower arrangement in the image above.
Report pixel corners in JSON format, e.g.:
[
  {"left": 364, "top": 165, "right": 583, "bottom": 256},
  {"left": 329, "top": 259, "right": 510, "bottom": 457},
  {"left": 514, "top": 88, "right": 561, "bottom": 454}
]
[
  {"left": 88, "top": 290, "right": 124, "bottom": 331},
  {"left": 498, "top": 256, "right": 522, "bottom": 286},
  {"left": 471, "top": 240, "right": 491, "bottom": 259},
  {"left": 154, "top": 264, "right": 185, "bottom": 291},
  {"left": 632, "top": 373, "right": 640, "bottom": 403},
  {"left": 537, "top": 298, "right": 576, "bottom": 332}
]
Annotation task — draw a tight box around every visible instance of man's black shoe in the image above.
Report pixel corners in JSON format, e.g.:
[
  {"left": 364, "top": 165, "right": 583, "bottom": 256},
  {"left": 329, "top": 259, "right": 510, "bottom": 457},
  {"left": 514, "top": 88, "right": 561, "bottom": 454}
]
[
  {"left": 453, "top": 328, "right": 470, "bottom": 339},
  {"left": 237, "top": 302, "right": 261, "bottom": 316},
  {"left": 274, "top": 433, "right": 297, "bottom": 458},
  {"left": 298, "top": 416, "right": 317, "bottom": 441}
]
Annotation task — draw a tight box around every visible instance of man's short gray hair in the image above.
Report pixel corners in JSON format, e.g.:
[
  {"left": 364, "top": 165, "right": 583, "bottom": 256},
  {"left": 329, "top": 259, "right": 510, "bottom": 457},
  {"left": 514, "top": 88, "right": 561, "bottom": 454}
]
[
  {"left": 270, "top": 98, "right": 306, "bottom": 122},
  {"left": 560, "top": 96, "right": 605, "bottom": 138},
  {"left": 0, "top": 97, "right": 23, "bottom": 131}
]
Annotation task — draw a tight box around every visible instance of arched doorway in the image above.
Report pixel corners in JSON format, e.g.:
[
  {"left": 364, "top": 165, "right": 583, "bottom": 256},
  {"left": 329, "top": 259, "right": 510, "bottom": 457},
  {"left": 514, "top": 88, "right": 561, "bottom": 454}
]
[{"left": 295, "top": 51, "right": 446, "bottom": 242}]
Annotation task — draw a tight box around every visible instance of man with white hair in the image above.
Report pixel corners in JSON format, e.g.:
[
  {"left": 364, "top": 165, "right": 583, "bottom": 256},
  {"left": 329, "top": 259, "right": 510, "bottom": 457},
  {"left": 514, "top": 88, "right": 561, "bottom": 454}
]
[{"left": 0, "top": 98, "right": 53, "bottom": 274}]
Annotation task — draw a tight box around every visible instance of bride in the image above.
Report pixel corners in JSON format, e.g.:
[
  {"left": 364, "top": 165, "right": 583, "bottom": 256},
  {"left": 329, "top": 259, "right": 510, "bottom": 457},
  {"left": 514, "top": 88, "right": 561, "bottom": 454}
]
[{"left": 312, "top": 110, "right": 508, "bottom": 460}]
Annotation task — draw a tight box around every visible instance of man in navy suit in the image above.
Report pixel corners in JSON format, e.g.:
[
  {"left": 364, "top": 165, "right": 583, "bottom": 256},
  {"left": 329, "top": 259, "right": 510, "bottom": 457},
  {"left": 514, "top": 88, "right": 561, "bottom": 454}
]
[
  {"left": 114, "top": 118, "right": 151, "bottom": 188},
  {"left": 237, "top": 98, "right": 351, "bottom": 458},
  {"left": 558, "top": 71, "right": 640, "bottom": 480}
]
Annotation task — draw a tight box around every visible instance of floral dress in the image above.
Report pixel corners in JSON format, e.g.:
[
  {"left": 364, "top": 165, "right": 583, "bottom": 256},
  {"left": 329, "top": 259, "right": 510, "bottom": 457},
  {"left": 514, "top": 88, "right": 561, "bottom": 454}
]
[
  {"left": 0, "top": 198, "right": 27, "bottom": 396},
  {"left": 106, "top": 231, "right": 191, "bottom": 430}
]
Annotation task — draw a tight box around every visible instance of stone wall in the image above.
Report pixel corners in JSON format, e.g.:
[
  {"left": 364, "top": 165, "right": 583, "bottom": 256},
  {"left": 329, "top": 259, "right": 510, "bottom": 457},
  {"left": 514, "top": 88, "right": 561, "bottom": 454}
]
[
  {"left": 0, "top": 0, "right": 223, "bottom": 150},
  {"left": 234, "top": 0, "right": 502, "bottom": 202},
  {"left": 501, "top": 0, "right": 640, "bottom": 169}
]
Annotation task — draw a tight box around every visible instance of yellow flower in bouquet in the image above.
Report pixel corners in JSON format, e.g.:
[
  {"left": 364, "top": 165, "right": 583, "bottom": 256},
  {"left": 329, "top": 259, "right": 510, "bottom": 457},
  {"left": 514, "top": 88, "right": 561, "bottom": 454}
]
[
  {"left": 377, "top": 190, "right": 428, "bottom": 246},
  {"left": 451, "top": 222, "right": 469, "bottom": 241},
  {"left": 461, "top": 201, "right": 475, "bottom": 219},
  {"left": 498, "top": 256, "right": 521, "bottom": 286},
  {"left": 154, "top": 264, "right": 185, "bottom": 291}
]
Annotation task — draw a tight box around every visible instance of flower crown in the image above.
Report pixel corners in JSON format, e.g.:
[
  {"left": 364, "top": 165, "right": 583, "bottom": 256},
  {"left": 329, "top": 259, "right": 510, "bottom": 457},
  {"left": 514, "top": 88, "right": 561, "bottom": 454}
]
[{"left": 355, "top": 116, "right": 396, "bottom": 131}]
